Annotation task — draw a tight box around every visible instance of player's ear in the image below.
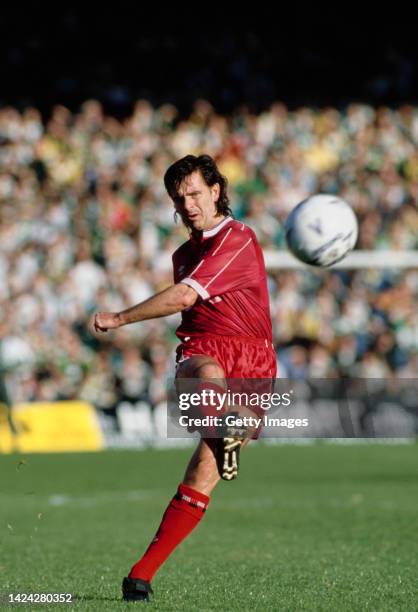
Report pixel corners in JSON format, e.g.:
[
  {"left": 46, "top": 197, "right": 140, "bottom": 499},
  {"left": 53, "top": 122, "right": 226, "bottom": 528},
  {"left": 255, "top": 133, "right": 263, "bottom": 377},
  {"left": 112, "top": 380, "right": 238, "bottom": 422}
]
[{"left": 212, "top": 182, "right": 220, "bottom": 203}]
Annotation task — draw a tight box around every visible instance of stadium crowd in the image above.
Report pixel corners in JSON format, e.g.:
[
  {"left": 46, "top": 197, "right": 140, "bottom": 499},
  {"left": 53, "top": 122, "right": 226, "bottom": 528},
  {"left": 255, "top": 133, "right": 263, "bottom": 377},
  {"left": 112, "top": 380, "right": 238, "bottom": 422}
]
[{"left": 1, "top": 100, "right": 417, "bottom": 419}]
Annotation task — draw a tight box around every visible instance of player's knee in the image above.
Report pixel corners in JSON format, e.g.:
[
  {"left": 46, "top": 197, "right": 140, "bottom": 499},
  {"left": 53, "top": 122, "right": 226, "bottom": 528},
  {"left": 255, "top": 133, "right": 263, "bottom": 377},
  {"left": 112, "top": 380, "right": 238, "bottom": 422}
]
[
  {"left": 196, "top": 361, "right": 225, "bottom": 379},
  {"left": 176, "top": 355, "right": 225, "bottom": 380}
]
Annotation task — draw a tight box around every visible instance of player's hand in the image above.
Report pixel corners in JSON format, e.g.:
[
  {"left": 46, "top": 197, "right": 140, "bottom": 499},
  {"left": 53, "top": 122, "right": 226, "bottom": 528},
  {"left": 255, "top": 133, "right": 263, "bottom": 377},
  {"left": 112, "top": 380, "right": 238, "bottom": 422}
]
[{"left": 93, "top": 312, "right": 122, "bottom": 332}]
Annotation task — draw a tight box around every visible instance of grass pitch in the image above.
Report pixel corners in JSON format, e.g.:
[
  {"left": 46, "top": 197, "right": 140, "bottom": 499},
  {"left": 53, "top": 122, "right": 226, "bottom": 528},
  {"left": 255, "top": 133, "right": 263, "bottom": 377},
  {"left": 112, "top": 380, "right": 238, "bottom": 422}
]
[{"left": 0, "top": 443, "right": 416, "bottom": 611}]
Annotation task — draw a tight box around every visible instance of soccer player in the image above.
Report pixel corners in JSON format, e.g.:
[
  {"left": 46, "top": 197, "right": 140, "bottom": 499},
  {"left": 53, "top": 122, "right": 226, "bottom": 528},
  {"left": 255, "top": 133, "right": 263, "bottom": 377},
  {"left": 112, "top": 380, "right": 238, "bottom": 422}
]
[{"left": 93, "top": 154, "right": 276, "bottom": 602}]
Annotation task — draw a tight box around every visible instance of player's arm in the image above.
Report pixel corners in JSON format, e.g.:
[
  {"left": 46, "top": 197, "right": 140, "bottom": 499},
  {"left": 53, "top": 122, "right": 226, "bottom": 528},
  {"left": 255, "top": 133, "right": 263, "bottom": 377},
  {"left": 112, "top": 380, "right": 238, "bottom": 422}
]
[{"left": 94, "top": 283, "right": 198, "bottom": 332}]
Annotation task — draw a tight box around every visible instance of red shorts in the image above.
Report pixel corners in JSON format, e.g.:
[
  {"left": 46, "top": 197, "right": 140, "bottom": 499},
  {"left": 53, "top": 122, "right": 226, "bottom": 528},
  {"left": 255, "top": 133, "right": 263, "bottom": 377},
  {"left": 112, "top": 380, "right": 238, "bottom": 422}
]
[
  {"left": 176, "top": 336, "right": 277, "bottom": 432},
  {"left": 176, "top": 334, "right": 277, "bottom": 379},
  {"left": 176, "top": 334, "right": 276, "bottom": 434}
]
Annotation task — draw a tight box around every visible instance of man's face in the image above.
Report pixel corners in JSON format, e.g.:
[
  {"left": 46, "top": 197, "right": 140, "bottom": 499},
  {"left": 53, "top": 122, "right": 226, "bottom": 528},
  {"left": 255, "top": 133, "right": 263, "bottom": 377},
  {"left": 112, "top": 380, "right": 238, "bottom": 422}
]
[{"left": 174, "top": 171, "right": 221, "bottom": 231}]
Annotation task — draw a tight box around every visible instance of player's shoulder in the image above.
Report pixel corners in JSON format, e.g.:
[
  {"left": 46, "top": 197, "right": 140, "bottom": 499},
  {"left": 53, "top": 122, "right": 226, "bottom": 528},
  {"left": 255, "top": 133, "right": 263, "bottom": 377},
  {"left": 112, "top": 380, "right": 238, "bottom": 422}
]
[
  {"left": 205, "top": 218, "right": 258, "bottom": 253},
  {"left": 228, "top": 219, "right": 255, "bottom": 237},
  {"left": 225, "top": 219, "right": 258, "bottom": 245}
]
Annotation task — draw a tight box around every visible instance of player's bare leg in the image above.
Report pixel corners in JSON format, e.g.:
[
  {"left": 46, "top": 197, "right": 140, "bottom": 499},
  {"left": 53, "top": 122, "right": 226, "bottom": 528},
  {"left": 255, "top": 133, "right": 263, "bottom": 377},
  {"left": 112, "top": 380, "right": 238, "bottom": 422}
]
[
  {"left": 183, "top": 438, "right": 220, "bottom": 495},
  {"left": 176, "top": 355, "right": 251, "bottom": 482},
  {"left": 183, "top": 432, "right": 252, "bottom": 489}
]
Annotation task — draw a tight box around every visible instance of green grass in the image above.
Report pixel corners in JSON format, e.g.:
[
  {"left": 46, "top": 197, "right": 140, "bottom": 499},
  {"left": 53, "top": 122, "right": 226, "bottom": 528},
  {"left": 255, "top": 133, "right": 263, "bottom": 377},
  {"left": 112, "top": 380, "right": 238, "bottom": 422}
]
[{"left": 0, "top": 443, "right": 417, "bottom": 611}]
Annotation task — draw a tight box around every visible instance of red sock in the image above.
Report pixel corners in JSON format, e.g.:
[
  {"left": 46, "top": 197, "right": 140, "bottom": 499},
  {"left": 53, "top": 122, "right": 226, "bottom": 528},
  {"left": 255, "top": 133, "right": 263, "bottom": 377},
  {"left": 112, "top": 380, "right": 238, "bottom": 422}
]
[{"left": 128, "top": 483, "right": 210, "bottom": 582}]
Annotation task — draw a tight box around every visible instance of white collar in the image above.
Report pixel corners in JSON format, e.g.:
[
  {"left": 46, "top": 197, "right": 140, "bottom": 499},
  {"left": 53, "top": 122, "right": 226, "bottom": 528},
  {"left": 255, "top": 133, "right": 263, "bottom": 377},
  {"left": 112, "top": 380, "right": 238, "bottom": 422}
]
[{"left": 202, "top": 216, "right": 233, "bottom": 238}]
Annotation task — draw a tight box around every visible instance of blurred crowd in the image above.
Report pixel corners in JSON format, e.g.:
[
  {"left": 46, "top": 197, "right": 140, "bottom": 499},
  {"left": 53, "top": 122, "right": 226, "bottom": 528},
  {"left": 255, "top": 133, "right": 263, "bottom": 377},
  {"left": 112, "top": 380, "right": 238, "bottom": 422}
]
[{"left": 1, "top": 100, "right": 417, "bottom": 418}]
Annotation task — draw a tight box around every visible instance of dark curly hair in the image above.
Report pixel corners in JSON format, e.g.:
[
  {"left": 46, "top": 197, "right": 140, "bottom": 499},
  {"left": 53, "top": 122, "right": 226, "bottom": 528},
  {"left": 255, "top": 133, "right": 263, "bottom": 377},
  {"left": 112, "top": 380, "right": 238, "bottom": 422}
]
[{"left": 164, "top": 154, "right": 233, "bottom": 219}]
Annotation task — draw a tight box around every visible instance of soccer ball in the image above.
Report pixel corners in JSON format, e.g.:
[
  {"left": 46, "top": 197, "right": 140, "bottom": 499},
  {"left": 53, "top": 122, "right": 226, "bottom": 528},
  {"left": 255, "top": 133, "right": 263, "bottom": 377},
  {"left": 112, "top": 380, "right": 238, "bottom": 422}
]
[{"left": 284, "top": 194, "right": 358, "bottom": 267}]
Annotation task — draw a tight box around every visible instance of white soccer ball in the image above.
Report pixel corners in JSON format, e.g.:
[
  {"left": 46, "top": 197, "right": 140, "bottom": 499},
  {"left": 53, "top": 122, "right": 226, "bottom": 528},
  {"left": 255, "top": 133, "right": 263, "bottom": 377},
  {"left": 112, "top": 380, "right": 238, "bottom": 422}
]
[{"left": 284, "top": 194, "right": 358, "bottom": 267}]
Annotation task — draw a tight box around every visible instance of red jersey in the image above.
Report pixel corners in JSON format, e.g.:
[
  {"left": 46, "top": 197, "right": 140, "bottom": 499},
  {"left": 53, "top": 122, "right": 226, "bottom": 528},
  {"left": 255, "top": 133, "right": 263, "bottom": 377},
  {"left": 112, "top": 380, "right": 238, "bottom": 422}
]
[{"left": 172, "top": 216, "right": 273, "bottom": 341}]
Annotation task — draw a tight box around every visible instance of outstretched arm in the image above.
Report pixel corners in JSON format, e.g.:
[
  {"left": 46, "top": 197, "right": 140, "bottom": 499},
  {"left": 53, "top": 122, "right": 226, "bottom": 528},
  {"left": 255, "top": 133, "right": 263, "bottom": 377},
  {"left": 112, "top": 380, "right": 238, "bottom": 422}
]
[{"left": 94, "top": 283, "right": 198, "bottom": 332}]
